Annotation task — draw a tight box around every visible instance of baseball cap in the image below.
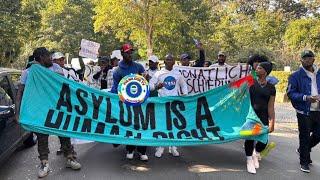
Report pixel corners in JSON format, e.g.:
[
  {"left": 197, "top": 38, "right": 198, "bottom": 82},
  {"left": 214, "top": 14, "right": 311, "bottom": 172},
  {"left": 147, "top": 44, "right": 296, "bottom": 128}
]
[
  {"left": 121, "top": 43, "right": 134, "bottom": 53},
  {"left": 110, "top": 50, "right": 123, "bottom": 60},
  {"left": 98, "top": 56, "right": 110, "bottom": 62},
  {"left": 180, "top": 53, "right": 191, "bottom": 60},
  {"left": 51, "top": 52, "right": 65, "bottom": 60},
  {"left": 218, "top": 51, "right": 226, "bottom": 56},
  {"left": 165, "top": 54, "right": 174, "bottom": 60},
  {"left": 148, "top": 55, "right": 159, "bottom": 63},
  {"left": 301, "top": 50, "right": 315, "bottom": 58}
]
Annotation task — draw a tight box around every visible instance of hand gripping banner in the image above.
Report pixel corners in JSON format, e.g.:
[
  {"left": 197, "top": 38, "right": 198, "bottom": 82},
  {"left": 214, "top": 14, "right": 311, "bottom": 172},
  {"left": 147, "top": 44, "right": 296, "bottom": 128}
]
[{"left": 20, "top": 65, "right": 268, "bottom": 146}]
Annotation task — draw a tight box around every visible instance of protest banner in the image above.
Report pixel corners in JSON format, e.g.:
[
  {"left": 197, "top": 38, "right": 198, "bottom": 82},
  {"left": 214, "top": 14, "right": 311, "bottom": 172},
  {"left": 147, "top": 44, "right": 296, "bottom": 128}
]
[
  {"left": 79, "top": 39, "right": 100, "bottom": 59},
  {"left": 174, "top": 64, "right": 251, "bottom": 94},
  {"left": 20, "top": 65, "right": 267, "bottom": 146},
  {"left": 83, "top": 64, "right": 100, "bottom": 89}
]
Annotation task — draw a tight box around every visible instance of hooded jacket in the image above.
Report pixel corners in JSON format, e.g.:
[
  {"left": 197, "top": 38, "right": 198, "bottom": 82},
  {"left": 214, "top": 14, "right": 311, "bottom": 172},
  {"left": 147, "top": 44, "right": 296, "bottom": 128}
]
[
  {"left": 287, "top": 65, "right": 320, "bottom": 115},
  {"left": 110, "top": 60, "right": 145, "bottom": 93}
]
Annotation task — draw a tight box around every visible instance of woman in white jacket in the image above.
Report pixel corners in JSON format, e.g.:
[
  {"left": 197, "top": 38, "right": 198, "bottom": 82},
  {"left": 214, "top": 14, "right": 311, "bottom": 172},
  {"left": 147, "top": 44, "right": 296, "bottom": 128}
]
[{"left": 149, "top": 54, "right": 188, "bottom": 158}]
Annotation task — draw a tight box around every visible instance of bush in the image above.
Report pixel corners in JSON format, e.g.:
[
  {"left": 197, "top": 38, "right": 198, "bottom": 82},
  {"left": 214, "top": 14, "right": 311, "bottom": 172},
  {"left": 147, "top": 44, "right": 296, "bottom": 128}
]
[{"left": 270, "top": 71, "right": 291, "bottom": 93}]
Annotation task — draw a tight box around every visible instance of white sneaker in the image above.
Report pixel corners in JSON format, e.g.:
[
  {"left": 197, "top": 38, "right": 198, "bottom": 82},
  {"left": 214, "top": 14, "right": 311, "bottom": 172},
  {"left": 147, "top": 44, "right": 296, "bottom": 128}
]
[
  {"left": 169, "top": 146, "right": 180, "bottom": 157},
  {"left": 256, "top": 152, "right": 262, "bottom": 161},
  {"left": 38, "top": 161, "right": 50, "bottom": 178},
  {"left": 66, "top": 158, "right": 81, "bottom": 170},
  {"left": 252, "top": 154, "right": 259, "bottom": 169},
  {"left": 155, "top": 147, "right": 164, "bottom": 158},
  {"left": 126, "top": 152, "right": 134, "bottom": 160},
  {"left": 140, "top": 154, "right": 148, "bottom": 161},
  {"left": 247, "top": 159, "right": 256, "bottom": 174}
]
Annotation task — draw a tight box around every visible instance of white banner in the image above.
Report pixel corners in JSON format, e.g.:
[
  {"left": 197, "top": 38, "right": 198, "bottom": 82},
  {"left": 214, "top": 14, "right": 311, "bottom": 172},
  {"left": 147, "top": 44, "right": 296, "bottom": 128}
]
[
  {"left": 174, "top": 64, "right": 251, "bottom": 94},
  {"left": 79, "top": 39, "right": 100, "bottom": 59}
]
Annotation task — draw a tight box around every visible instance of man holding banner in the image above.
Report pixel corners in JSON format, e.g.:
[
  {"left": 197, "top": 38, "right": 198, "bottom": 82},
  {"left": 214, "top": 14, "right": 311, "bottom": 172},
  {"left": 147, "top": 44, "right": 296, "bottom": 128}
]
[
  {"left": 52, "top": 52, "right": 80, "bottom": 82},
  {"left": 210, "top": 51, "right": 229, "bottom": 67},
  {"left": 110, "top": 43, "right": 149, "bottom": 161},
  {"left": 18, "top": 45, "right": 271, "bottom": 178},
  {"left": 93, "top": 56, "right": 112, "bottom": 90},
  {"left": 150, "top": 54, "right": 188, "bottom": 158},
  {"left": 16, "top": 47, "right": 81, "bottom": 178}
]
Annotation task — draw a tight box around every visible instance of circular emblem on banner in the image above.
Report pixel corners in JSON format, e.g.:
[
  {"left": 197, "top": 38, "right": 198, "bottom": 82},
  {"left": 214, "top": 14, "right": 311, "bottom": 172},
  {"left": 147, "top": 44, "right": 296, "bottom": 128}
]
[
  {"left": 163, "top": 76, "right": 176, "bottom": 90},
  {"left": 118, "top": 74, "right": 150, "bottom": 106}
]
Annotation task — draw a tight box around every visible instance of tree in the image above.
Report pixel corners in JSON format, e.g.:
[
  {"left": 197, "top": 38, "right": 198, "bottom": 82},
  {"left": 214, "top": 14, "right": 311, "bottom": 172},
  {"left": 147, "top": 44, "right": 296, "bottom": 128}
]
[
  {"left": 15, "top": 0, "right": 47, "bottom": 68},
  {"left": 35, "top": 0, "right": 97, "bottom": 57},
  {"left": 0, "top": 0, "right": 21, "bottom": 66},
  {"left": 167, "top": 0, "right": 212, "bottom": 59},
  {"left": 272, "top": 0, "right": 308, "bottom": 19},
  {"left": 94, "top": 0, "right": 186, "bottom": 58},
  {"left": 301, "top": 0, "right": 320, "bottom": 17},
  {"left": 284, "top": 18, "right": 320, "bottom": 51}
]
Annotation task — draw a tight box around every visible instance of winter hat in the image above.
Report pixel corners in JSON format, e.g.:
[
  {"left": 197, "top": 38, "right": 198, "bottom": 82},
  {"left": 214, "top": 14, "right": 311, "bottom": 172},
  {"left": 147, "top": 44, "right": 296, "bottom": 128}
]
[{"left": 258, "top": 61, "right": 273, "bottom": 75}]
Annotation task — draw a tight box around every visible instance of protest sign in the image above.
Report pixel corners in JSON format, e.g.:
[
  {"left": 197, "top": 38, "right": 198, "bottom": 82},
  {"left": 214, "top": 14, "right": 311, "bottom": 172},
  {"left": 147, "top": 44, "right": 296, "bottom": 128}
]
[
  {"left": 20, "top": 65, "right": 267, "bottom": 146},
  {"left": 79, "top": 39, "right": 100, "bottom": 59},
  {"left": 174, "top": 64, "right": 251, "bottom": 94},
  {"left": 83, "top": 64, "right": 100, "bottom": 89}
]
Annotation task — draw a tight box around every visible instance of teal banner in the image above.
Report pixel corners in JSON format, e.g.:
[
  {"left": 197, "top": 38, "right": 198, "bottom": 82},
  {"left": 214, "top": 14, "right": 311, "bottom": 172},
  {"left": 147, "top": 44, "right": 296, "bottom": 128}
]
[{"left": 20, "top": 65, "right": 268, "bottom": 146}]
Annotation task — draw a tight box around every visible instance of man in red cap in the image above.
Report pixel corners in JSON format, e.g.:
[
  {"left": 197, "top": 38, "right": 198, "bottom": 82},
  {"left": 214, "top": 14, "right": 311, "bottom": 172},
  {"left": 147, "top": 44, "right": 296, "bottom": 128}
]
[{"left": 110, "top": 43, "right": 148, "bottom": 161}]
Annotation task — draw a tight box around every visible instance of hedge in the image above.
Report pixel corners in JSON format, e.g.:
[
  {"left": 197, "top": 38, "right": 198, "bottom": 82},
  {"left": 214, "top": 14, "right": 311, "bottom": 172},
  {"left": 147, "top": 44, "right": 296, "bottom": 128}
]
[{"left": 270, "top": 71, "right": 291, "bottom": 93}]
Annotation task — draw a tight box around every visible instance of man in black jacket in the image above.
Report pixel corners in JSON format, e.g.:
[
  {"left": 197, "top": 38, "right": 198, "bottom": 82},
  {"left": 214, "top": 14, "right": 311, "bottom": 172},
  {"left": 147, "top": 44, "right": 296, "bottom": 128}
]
[{"left": 180, "top": 42, "right": 205, "bottom": 67}]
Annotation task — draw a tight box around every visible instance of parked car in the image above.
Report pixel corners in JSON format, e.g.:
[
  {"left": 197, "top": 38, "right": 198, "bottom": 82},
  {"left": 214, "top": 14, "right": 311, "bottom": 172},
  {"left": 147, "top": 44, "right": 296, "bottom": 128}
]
[{"left": 0, "top": 68, "right": 37, "bottom": 165}]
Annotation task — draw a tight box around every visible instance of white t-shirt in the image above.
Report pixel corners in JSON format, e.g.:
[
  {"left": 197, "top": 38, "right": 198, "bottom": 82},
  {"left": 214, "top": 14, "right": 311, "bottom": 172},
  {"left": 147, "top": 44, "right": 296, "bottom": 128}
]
[
  {"left": 149, "top": 68, "right": 188, "bottom": 97},
  {"left": 210, "top": 63, "right": 230, "bottom": 67},
  {"left": 146, "top": 69, "right": 158, "bottom": 78},
  {"left": 20, "top": 63, "right": 63, "bottom": 85},
  {"left": 303, "top": 65, "right": 319, "bottom": 111}
]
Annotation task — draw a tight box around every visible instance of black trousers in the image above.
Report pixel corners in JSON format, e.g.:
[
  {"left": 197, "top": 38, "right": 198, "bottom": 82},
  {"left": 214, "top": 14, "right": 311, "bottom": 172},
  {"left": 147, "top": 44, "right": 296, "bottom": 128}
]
[
  {"left": 245, "top": 140, "right": 268, "bottom": 156},
  {"left": 126, "top": 145, "right": 147, "bottom": 155},
  {"left": 244, "top": 114, "right": 269, "bottom": 156},
  {"left": 36, "top": 133, "right": 74, "bottom": 161},
  {"left": 297, "top": 112, "right": 320, "bottom": 165}
]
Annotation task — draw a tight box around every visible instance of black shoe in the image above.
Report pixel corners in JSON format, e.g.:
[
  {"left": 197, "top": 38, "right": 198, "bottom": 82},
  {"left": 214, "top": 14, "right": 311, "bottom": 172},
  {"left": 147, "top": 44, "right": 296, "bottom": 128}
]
[
  {"left": 296, "top": 148, "right": 312, "bottom": 164},
  {"left": 112, "top": 144, "right": 120, "bottom": 148},
  {"left": 56, "top": 149, "right": 63, "bottom": 155},
  {"left": 300, "top": 165, "right": 310, "bottom": 173}
]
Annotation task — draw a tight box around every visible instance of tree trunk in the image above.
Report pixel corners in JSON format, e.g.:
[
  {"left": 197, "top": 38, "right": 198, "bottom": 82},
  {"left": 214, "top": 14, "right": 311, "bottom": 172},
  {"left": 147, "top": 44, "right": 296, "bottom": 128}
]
[{"left": 146, "top": 26, "right": 153, "bottom": 57}]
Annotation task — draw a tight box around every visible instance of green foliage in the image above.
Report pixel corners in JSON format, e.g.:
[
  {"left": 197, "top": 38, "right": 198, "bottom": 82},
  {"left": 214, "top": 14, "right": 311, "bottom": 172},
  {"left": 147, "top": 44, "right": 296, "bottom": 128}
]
[
  {"left": 270, "top": 71, "right": 291, "bottom": 93},
  {"left": 284, "top": 18, "right": 320, "bottom": 51},
  {"left": 1, "top": 0, "right": 319, "bottom": 70},
  {"left": 0, "top": 0, "right": 21, "bottom": 66},
  {"left": 37, "top": 0, "right": 95, "bottom": 56},
  {"left": 93, "top": 0, "right": 190, "bottom": 58}
]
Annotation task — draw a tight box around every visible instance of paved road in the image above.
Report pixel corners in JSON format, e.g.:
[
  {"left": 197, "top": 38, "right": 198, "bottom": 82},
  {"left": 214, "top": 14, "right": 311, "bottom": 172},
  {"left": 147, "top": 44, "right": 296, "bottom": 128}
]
[{"left": 0, "top": 103, "right": 319, "bottom": 180}]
